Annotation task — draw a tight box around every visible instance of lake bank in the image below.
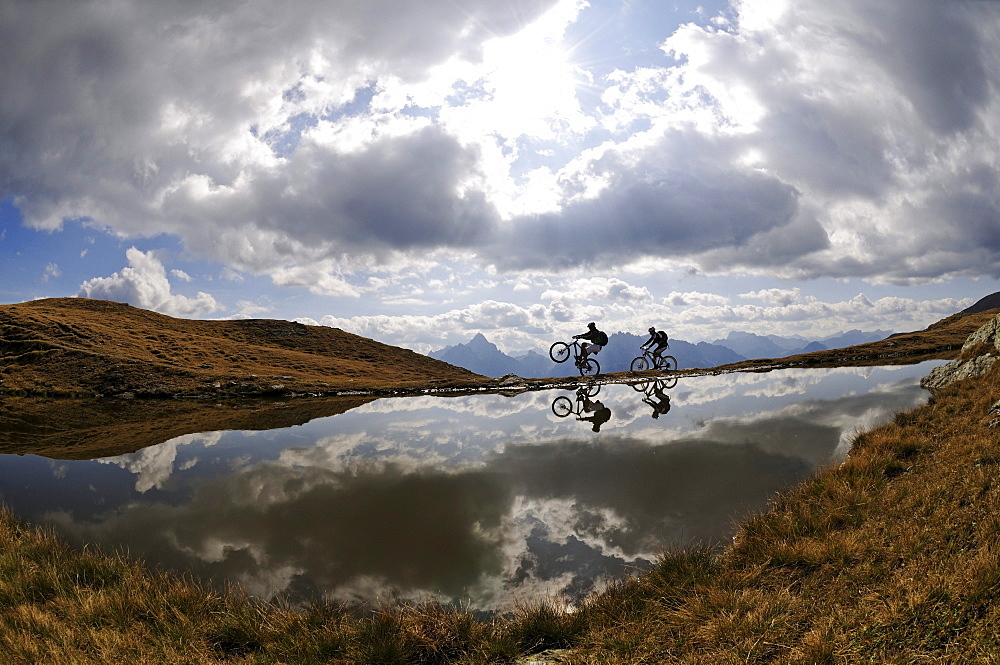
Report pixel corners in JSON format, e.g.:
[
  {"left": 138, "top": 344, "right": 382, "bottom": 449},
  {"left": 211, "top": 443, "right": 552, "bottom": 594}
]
[
  {"left": 2, "top": 364, "right": 937, "bottom": 612},
  {"left": 2, "top": 357, "right": 999, "bottom": 662}
]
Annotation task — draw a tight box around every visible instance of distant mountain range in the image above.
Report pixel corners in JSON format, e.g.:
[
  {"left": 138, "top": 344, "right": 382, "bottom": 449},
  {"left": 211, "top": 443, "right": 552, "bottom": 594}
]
[
  {"left": 429, "top": 328, "right": 892, "bottom": 378},
  {"left": 709, "top": 329, "right": 892, "bottom": 360}
]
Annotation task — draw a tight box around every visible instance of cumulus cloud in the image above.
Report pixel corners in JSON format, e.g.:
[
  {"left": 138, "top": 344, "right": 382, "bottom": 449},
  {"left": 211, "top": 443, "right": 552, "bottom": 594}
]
[
  {"left": 739, "top": 288, "right": 805, "bottom": 307},
  {"left": 0, "top": 0, "right": 546, "bottom": 261},
  {"left": 306, "top": 270, "right": 971, "bottom": 352},
  {"left": 311, "top": 298, "right": 555, "bottom": 353},
  {"left": 78, "top": 247, "right": 221, "bottom": 317},
  {"left": 486, "top": 132, "right": 807, "bottom": 270},
  {"left": 541, "top": 0, "right": 997, "bottom": 278},
  {"left": 42, "top": 262, "right": 61, "bottom": 283},
  {"left": 2, "top": 0, "right": 999, "bottom": 288}
]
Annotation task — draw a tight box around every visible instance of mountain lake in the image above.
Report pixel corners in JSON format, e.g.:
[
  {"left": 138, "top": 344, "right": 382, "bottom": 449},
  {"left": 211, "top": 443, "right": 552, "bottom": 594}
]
[{"left": 0, "top": 360, "right": 944, "bottom": 612}]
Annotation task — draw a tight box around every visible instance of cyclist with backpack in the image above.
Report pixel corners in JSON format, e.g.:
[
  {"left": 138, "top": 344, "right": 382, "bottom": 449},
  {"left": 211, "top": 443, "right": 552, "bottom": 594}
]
[
  {"left": 641, "top": 326, "right": 670, "bottom": 362},
  {"left": 573, "top": 322, "right": 609, "bottom": 367}
]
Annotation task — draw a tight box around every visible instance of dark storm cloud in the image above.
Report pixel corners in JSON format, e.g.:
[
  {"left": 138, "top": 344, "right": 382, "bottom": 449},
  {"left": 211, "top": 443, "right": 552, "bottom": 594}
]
[
  {"left": 252, "top": 126, "right": 499, "bottom": 252},
  {"left": 614, "top": 0, "right": 1000, "bottom": 281},
  {"left": 0, "top": 0, "right": 553, "bottom": 231},
  {"left": 487, "top": 138, "right": 809, "bottom": 270},
  {"left": 855, "top": 1, "right": 994, "bottom": 136},
  {"left": 1, "top": 0, "right": 999, "bottom": 282}
]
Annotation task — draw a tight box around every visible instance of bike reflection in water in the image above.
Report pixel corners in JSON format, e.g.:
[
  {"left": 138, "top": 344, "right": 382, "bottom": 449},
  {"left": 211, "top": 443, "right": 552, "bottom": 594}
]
[
  {"left": 632, "top": 377, "right": 677, "bottom": 420},
  {"left": 550, "top": 384, "right": 613, "bottom": 432}
]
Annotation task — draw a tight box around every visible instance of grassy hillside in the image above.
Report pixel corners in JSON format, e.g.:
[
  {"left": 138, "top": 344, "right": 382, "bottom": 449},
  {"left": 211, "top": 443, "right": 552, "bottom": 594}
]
[
  {"left": 705, "top": 306, "right": 1000, "bottom": 372},
  {"left": 0, "top": 298, "right": 484, "bottom": 397}
]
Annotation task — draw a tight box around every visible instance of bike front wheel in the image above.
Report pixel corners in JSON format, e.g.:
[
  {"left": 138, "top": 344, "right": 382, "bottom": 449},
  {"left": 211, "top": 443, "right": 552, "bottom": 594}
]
[
  {"left": 630, "top": 356, "right": 651, "bottom": 372},
  {"left": 549, "top": 341, "right": 571, "bottom": 363},
  {"left": 580, "top": 358, "right": 600, "bottom": 376},
  {"left": 656, "top": 355, "right": 678, "bottom": 371},
  {"left": 551, "top": 396, "right": 574, "bottom": 417}
]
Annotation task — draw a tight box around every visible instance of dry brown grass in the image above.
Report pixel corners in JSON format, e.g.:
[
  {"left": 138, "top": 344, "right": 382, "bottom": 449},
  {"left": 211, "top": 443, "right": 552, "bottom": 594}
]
[
  {"left": 0, "top": 297, "right": 484, "bottom": 397},
  {"left": 709, "top": 307, "right": 1000, "bottom": 373},
  {"left": 0, "top": 506, "right": 584, "bottom": 664}
]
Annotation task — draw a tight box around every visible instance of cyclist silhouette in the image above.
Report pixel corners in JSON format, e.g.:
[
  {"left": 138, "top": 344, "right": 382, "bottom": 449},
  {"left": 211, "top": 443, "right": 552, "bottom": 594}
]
[
  {"left": 573, "top": 322, "right": 609, "bottom": 368},
  {"left": 641, "top": 326, "right": 669, "bottom": 362}
]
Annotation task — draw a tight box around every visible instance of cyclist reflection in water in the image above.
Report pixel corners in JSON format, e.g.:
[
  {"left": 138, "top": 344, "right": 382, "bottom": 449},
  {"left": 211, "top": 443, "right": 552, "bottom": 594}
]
[
  {"left": 579, "top": 393, "right": 612, "bottom": 432},
  {"left": 643, "top": 382, "right": 672, "bottom": 419}
]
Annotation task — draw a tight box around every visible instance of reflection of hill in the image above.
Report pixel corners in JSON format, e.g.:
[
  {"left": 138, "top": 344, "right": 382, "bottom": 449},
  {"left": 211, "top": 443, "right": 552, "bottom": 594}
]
[{"left": 0, "top": 396, "right": 373, "bottom": 460}]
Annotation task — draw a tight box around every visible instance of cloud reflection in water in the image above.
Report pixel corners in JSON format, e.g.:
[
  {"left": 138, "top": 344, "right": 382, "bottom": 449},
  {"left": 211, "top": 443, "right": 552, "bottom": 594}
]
[{"left": 1, "top": 363, "right": 941, "bottom": 610}]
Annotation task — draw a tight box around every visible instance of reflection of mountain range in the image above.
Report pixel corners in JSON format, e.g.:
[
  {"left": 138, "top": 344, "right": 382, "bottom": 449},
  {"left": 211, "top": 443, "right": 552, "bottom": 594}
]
[{"left": 430, "top": 329, "right": 891, "bottom": 378}]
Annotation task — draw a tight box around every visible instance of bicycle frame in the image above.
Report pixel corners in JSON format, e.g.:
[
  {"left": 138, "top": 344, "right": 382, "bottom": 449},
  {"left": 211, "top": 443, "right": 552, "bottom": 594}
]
[
  {"left": 549, "top": 339, "right": 601, "bottom": 376},
  {"left": 630, "top": 348, "right": 677, "bottom": 373}
]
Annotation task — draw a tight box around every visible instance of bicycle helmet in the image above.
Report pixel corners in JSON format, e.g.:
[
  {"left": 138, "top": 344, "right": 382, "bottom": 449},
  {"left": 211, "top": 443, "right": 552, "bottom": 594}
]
[{"left": 648, "top": 326, "right": 655, "bottom": 333}]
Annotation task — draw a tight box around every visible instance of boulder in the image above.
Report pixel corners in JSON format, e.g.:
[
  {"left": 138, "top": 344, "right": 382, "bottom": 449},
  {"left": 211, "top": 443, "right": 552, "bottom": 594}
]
[{"left": 921, "top": 313, "right": 1000, "bottom": 392}]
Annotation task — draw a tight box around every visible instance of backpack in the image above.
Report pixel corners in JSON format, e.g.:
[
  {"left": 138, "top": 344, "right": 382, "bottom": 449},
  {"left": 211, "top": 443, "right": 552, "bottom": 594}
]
[{"left": 594, "top": 330, "right": 609, "bottom": 346}]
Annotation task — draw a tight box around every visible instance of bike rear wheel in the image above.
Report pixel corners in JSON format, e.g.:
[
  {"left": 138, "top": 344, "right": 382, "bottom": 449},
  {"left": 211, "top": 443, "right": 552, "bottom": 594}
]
[
  {"left": 549, "top": 341, "right": 571, "bottom": 363},
  {"left": 631, "top": 379, "right": 652, "bottom": 393},
  {"left": 656, "top": 355, "right": 678, "bottom": 371},
  {"left": 580, "top": 358, "right": 600, "bottom": 376},
  {"left": 551, "top": 395, "right": 574, "bottom": 417},
  {"left": 630, "top": 356, "right": 651, "bottom": 372}
]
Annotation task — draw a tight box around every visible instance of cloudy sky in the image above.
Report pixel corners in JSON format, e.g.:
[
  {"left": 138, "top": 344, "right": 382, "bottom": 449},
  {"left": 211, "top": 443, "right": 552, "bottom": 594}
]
[{"left": 2, "top": 0, "right": 998, "bottom": 354}]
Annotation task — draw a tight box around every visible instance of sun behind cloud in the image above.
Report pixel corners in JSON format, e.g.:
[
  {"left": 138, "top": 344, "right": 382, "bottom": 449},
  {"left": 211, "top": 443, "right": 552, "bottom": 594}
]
[{"left": 465, "top": 0, "right": 594, "bottom": 140}]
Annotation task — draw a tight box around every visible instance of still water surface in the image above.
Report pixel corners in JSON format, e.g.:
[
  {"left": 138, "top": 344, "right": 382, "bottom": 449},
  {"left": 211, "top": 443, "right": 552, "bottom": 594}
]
[{"left": 0, "top": 362, "right": 941, "bottom": 610}]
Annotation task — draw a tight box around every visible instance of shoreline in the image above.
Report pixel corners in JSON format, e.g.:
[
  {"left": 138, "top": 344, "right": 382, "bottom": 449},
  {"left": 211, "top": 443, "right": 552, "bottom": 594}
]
[
  {"left": 2, "top": 297, "right": 992, "bottom": 401},
  {"left": 2, "top": 355, "right": 998, "bottom": 662}
]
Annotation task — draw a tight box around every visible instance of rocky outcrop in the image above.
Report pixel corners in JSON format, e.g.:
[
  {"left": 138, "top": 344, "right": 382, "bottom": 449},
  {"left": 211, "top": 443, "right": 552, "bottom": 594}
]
[{"left": 921, "top": 313, "right": 1000, "bottom": 392}]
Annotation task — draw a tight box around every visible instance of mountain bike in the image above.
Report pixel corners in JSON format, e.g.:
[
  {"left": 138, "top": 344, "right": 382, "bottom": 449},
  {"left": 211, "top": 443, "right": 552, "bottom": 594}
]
[
  {"left": 549, "top": 339, "right": 601, "bottom": 376},
  {"left": 629, "top": 347, "right": 677, "bottom": 373},
  {"left": 630, "top": 374, "right": 678, "bottom": 395},
  {"left": 551, "top": 384, "right": 602, "bottom": 418}
]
